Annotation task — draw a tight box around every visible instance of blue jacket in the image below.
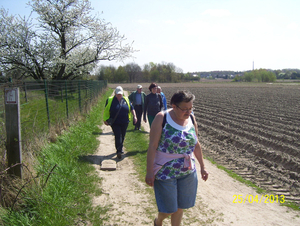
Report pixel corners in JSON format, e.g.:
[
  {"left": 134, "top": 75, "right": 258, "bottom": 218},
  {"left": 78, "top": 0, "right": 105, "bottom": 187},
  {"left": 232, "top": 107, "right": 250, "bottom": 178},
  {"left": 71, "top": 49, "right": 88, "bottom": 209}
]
[{"left": 160, "top": 92, "right": 167, "bottom": 110}]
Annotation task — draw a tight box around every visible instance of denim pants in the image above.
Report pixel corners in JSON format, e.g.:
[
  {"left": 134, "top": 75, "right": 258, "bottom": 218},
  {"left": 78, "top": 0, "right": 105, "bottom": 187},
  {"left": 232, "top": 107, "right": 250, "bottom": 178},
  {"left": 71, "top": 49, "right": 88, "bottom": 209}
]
[{"left": 111, "top": 123, "right": 128, "bottom": 153}]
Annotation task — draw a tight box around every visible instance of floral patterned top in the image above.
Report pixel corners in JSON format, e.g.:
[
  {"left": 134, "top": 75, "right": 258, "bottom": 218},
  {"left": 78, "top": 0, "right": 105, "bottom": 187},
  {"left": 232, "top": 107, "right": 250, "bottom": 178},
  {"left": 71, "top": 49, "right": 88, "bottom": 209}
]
[{"left": 155, "top": 111, "right": 198, "bottom": 180}]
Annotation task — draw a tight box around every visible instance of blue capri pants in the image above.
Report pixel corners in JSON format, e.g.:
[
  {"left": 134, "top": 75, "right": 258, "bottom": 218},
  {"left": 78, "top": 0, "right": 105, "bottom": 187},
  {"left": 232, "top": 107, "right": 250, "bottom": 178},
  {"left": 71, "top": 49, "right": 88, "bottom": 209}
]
[{"left": 154, "top": 170, "right": 198, "bottom": 213}]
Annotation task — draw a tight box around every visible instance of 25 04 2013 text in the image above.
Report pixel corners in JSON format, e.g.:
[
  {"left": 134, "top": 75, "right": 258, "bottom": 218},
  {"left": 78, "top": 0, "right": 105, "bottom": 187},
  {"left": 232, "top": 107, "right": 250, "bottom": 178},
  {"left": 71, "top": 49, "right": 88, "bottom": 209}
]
[{"left": 233, "top": 194, "right": 285, "bottom": 204}]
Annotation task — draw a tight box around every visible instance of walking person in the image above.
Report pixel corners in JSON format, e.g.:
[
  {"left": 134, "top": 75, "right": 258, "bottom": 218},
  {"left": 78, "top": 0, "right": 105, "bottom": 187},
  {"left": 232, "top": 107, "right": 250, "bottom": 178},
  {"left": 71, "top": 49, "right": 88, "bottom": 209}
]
[
  {"left": 157, "top": 86, "right": 167, "bottom": 110},
  {"left": 103, "top": 86, "right": 137, "bottom": 159},
  {"left": 145, "top": 90, "right": 208, "bottom": 226},
  {"left": 128, "top": 84, "right": 146, "bottom": 131},
  {"left": 143, "top": 83, "right": 163, "bottom": 128}
]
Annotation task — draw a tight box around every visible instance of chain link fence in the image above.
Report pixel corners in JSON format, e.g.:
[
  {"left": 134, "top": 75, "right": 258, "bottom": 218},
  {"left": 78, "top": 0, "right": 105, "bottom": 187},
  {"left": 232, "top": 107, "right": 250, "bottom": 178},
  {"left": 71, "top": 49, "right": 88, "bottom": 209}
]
[{"left": 0, "top": 80, "right": 107, "bottom": 167}]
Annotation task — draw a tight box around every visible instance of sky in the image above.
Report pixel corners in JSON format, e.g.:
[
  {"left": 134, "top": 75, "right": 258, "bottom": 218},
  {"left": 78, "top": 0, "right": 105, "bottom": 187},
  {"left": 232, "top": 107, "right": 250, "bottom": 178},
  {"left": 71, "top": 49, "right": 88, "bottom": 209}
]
[{"left": 1, "top": 0, "right": 300, "bottom": 73}]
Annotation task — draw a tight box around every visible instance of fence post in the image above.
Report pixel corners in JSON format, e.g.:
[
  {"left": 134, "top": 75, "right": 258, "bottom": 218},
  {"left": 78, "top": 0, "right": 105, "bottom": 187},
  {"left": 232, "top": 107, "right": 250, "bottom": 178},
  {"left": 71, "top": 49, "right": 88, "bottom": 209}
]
[
  {"left": 24, "top": 82, "right": 28, "bottom": 102},
  {"left": 44, "top": 80, "right": 51, "bottom": 129},
  {"left": 61, "top": 82, "right": 64, "bottom": 102},
  {"left": 65, "top": 81, "right": 69, "bottom": 118},
  {"left": 89, "top": 81, "right": 92, "bottom": 102},
  {"left": 5, "top": 87, "right": 22, "bottom": 178},
  {"left": 78, "top": 80, "right": 82, "bottom": 113}
]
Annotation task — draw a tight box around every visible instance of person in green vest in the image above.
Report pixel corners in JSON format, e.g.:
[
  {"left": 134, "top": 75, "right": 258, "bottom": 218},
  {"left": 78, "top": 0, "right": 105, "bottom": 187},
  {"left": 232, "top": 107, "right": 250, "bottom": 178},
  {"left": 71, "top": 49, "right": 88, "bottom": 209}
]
[
  {"left": 103, "top": 86, "right": 137, "bottom": 159},
  {"left": 128, "top": 84, "right": 146, "bottom": 131}
]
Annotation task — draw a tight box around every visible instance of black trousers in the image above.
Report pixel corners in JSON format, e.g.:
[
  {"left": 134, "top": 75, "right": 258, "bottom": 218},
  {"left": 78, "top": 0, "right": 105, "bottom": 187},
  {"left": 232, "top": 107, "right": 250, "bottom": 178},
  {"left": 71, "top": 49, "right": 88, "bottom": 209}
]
[
  {"left": 134, "top": 105, "right": 143, "bottom": 129},
  {"left": 111, "top": 123, "right": 128, "bottom": 153}
]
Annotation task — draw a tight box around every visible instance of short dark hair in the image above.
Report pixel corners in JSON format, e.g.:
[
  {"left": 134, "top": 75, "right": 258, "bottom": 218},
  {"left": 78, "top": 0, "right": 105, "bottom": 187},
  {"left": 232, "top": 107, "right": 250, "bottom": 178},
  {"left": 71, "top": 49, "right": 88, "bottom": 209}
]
[
  {"left": 170, "top": 90, "right": 195, "bottom": 105},
  {"left": 149, "top": 82, "right": 157, "bottom": 91}
]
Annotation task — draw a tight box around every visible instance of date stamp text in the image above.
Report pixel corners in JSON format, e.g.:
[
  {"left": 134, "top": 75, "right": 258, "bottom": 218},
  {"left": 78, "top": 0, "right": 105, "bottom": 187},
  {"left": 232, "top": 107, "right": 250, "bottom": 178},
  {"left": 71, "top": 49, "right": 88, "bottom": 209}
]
[{"left": 233, "top": 194, "right": 285, "bottom": 204}]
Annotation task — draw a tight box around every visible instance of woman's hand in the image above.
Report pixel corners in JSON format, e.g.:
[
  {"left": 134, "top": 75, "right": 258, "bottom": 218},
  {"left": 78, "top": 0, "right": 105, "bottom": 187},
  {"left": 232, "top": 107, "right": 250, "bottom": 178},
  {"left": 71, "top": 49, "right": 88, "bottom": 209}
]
[
  {"left": 104, "top": 120, "right": 109, "bottom": 126},
  {"left": 133, "top": 116, "right": 137, "bottom": 124},
  {"left": 201, "top": 168, "right": 209, "bottom": 181},
  {"left": 145, "top": 173, "right": 155, "bottom": 187}
]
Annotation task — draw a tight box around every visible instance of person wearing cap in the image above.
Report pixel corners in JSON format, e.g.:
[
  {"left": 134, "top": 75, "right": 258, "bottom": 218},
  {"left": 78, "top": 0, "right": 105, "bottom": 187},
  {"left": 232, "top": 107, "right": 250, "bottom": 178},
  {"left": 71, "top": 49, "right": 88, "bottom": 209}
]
[
  {"left": 103, "top": 86, "right": 137, "bottom": 159},
  {"left": 143, "top": 83, "right": 163, "bottom": 128},
  {"left": 157, "top": 86, "right": 167, "bottom": 111},
  {"left": 128, "top": 85, "right": 146, "bottom": 130}
]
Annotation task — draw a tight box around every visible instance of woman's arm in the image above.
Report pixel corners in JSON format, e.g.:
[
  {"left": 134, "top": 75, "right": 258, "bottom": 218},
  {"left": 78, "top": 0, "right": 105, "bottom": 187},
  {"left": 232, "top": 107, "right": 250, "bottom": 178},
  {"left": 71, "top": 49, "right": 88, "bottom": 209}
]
[
  {"left": 194, "top": 141, "right": 208, "bottom": 181},
  {"left": 145, "top": 111, "right": 164, "bottom": 186},
  {"left": 192, "top": 114, "right": 209, "bottom": 181}
]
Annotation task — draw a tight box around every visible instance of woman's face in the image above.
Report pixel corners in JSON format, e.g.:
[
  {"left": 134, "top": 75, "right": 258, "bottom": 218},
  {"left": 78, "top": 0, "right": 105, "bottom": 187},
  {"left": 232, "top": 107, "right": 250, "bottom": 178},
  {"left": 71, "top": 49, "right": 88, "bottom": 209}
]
[
  {"left": 173, "top": 101, "right": 194, "bottom": 119},
  {"left": 151, "top": 86, "right": 157, "bottom": 94},
  {"left": 116, "top": 94, "right": 123, "bottom": 101}
]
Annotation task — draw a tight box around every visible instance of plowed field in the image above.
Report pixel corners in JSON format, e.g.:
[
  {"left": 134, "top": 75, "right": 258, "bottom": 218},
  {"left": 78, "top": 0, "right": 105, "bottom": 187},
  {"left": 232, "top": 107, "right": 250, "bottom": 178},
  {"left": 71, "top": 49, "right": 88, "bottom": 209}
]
[{"left": 113, "top": 82, "right": 300, "bottom": 205}]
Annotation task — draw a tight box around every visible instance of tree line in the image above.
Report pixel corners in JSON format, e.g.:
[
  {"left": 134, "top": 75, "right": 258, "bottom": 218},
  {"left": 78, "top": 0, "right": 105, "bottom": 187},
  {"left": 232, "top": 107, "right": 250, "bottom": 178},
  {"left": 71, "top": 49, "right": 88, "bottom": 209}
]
[
  {"left": 94, "top": 62, "right": 188, "bottom": 83},
  {"left": 232, "top": 68, "right": 300, "bottom": 82},
  {"left": 233, "top": 69, "right": 277, "bottom": 82}
]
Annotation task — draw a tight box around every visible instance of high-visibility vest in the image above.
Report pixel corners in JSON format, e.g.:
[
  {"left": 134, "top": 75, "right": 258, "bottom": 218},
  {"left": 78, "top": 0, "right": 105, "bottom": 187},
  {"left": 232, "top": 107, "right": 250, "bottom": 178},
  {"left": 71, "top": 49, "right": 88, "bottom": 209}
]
[{"left": 103, "top": 96, "right": 132, "bottom": 121}]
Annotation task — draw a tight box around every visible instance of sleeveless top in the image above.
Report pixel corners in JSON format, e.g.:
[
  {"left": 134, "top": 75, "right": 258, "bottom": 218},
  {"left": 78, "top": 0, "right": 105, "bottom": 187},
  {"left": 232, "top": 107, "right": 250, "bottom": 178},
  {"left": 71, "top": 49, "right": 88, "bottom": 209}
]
[{"left": 155, "top": 110, "right": 198, "bottom": 180}]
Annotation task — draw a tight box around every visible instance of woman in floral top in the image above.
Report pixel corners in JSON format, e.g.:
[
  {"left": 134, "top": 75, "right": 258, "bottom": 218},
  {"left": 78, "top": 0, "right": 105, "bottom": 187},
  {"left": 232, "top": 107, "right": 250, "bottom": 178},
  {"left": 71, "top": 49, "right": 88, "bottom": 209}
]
[{"left": 145, "top": 90, "right": 208, "bottom": 226}]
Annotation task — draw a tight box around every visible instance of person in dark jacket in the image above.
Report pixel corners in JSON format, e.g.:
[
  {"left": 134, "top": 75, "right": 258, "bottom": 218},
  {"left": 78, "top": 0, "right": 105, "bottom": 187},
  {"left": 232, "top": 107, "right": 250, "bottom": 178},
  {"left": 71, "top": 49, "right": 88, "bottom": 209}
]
[
  {"left": 128, "top": 84, "right": 146, "bottom": 131},
  {"left": 103, "top": 86, "right": 137, "bottom": 159},
  {"left": 143, "top": 83, "right": 163, "bottom": 128}
]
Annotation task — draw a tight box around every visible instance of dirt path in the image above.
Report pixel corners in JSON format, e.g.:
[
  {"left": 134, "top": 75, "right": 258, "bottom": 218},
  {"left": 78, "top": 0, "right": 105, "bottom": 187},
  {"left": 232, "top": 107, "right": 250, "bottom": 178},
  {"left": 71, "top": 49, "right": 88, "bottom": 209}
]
[{"left": 91, "top": 91, "right": 300, "bottom": 226}]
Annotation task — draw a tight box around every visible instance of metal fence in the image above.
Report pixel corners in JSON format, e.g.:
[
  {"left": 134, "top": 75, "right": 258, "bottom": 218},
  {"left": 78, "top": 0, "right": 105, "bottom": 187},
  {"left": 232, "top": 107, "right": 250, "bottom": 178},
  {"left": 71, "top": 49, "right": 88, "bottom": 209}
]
[{"left": 0, "top": 79, "right": 107, "bottom": 157}]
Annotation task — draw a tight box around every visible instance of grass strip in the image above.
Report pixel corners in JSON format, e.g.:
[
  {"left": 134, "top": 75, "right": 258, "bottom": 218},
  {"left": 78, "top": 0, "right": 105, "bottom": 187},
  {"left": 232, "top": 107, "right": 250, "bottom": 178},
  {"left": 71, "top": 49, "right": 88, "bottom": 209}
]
[
  {"left": 0, "top": 89, "right": 112, "bottom": 226},
  {"left": 123, "top": 123, "right": 157, "bottom": 216}
]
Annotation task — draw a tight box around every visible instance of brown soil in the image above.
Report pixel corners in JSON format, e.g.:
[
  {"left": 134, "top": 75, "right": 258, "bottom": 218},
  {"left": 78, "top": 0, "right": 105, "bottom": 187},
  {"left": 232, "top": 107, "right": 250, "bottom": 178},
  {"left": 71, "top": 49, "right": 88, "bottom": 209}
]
[{"left": 92, "top": 84, "right": 300, "bottom": 225}]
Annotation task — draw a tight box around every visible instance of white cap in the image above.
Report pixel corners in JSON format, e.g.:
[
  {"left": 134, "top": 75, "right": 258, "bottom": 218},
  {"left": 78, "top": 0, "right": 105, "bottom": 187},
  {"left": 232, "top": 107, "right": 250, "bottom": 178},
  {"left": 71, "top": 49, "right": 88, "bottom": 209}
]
[
  {"left": 115, "top": 86, "right": 123, "bottom": 95},
  {"left": 137, "top": 84, "right": 142, "bottom": 89}
]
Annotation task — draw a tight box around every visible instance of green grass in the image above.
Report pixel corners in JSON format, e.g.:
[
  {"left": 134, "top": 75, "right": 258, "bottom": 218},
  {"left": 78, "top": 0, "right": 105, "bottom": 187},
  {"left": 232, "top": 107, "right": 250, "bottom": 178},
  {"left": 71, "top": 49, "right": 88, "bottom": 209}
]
[
  {"left": 20, "top": 90, "right": 85, "bottom": 137},
  {"left": 0, "top": 89, "right": 112, "bottom": 226},
  {"left": 123, "top": 123, "right": 157, "bottom": 217},
  {"left": 123, "top": 124, "right": 149, "bottom": 181}
]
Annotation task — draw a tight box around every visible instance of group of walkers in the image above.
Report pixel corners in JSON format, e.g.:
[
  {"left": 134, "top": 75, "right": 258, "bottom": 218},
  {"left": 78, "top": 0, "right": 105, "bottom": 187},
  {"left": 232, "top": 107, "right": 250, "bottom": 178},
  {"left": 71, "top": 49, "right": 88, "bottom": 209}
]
[
  {"left": 129, "top": 82, "right": 168, "bottom": 129},
  {"left": 102, "top": 84, "right": 208, "bottom": 226}
]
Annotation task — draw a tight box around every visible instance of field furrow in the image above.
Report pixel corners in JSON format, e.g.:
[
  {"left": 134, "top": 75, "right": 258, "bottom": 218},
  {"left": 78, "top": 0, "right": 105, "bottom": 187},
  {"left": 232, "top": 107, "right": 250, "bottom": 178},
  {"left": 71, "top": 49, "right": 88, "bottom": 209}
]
[
  {"left": 197, "top": 105, "right": 300, "bottom": 140},
  {"left": 195, "top": 111, "right": 300, "bottom": 152}
]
